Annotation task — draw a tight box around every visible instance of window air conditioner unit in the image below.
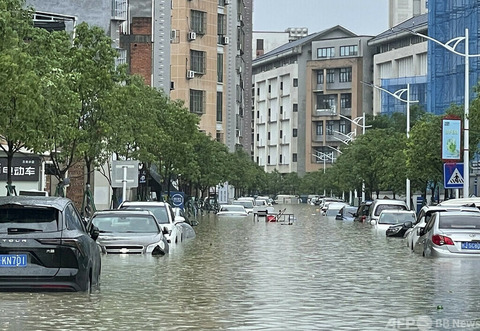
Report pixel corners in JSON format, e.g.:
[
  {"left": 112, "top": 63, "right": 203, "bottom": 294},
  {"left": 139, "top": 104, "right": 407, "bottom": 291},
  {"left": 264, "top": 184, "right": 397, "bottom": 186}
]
[
  {"left": 187, "top": 70, "right": 195, "bottom": 79},
  {"left": 170, "top": 30, "right": 177, "bottom": 40},
  {"left": 188, "top": 31, "right": 196, "bottom": 41},
  {"left": 222, "top": 36, "right": 230, "bottom": 45}
]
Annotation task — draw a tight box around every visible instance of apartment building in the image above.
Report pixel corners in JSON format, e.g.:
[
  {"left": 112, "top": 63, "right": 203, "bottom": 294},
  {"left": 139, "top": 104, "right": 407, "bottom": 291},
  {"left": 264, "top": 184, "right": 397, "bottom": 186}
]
[
  {"left": 252, "top": 27, "right": 308, "bottom": 59},
  {"left": 368, "top": 14, "right": 428, "bottom": 116},
  {"left": 253, "top": 26, "right": 374, "bottom": 176}
]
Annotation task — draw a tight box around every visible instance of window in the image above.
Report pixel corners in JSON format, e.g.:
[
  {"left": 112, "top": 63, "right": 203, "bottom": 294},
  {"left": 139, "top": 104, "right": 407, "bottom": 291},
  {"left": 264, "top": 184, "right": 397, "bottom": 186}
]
[
  {"left": 268, "top": 85, "right": 271, "bottom": 93},
  {"left": 191, "top": 10, "right": 206, "bottom": 34},
  {"left": 292, "top": 153, "right": 297, "bottom": 162},
  {"left": 339, "top": 67, "right": 352, "bottom": 82},
  {"left": 268, "top": 132, "right": 271, "bottom": 140},
  {"left": 268, "top": 155, "right": 271, "bottom": 164},
  {"left": 326, "top": 69, "right": 335, "bottom": 83},
  {"left": 279, "top": 154, "right": 283, "bottom": 164},
  {"left": 280, "top": 82, "right": 283, "bottom": 90},
  {"left": 317, "top": 94, "right": 336, "bottom": 110},
  {"left": 326, "top": 121, "right": 334, "bottom": 135},
  {"left": 280, "top": 106, "right": 283, "bottom": 114},
  {"left": 190, "top": 89, "right": 205, "bottom": 114},
  {"left": 256, "top": 133, "right": 259, "bottom": 141},
  {"left": 280, "top": 130, "right": 283, "bottom": 138},
  {"left": 317, "top": 47, "right": 335, "bottom": 58},
  {"left": 339, "top": 120, "right": 346, "bottom": 134},
  {"left": 293, "top": 103, "right": 298, "bottom": 112},
  {"left": 257, "top": 87, "right": 260, "bottom": 96},
  {"left": 340, "top": 93, "right": 351, "bottom": 109},
  {"left": 340, "top": 45, "right": 358, "bottom": 56},
  {"left": 317, "top": 71, "right": 324, "bottom": 84},
  {"left": 216, "top": 92, "right": 223, "bottom": 121},
  {"left": 65, "top": 204, "right": 86, "bottom": 232},
  {"left": 217, "top": 53, "right": 223, "bottom": 82},
  {"left": 217, "top": 14, "right": 226, "bottom": 37},
  {"left": 293, "top": 128, "right": 298, "bottom": 137},
  {"left": 190, "top": 50, "right": 206, "bottom": 74},
  {"left": 316, "top": 122, "right": 323, "bottom": 136},
  {"left": 293, "top": 78, "right": 298, "bottom": 87}
]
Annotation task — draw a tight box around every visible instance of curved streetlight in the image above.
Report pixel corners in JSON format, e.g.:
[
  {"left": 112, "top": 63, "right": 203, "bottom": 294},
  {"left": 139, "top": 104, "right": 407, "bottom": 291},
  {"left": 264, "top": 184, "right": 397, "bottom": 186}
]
[
  {"left": 362, "top": 81, "right": 418, "bottom": 209},
  {"left": 312, "top": 151, "right": 335, "bottom": 196},
  {"left": 402, "top": 27, "right": 480, "bottom": 198}
]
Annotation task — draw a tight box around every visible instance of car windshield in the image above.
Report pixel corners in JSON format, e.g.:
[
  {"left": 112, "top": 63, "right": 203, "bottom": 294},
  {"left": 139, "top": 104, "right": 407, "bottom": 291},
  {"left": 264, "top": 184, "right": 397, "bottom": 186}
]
[
  {"left": 233, "top": 201, "right": 254, "bottom": 208},
  {"left": 0, "top": 206, "right": 58, "bottom": 232},
  {"left": 379, "top": 212, "right": 415, "bottom": 224},
  {"left": 122, "top": 205, "right": 169, "bottom": 224},
  {"left": 374, "top": 204, "right": 407, "bottom": 216},
  {"left": 439, "top": 214, "right": 480, "bottom": 229},
  {"left": 221, "top": 206, "right": 245, "bottom": 212},
  {"left": 93, "top": 215, "right": 159, "bottom": 233}
]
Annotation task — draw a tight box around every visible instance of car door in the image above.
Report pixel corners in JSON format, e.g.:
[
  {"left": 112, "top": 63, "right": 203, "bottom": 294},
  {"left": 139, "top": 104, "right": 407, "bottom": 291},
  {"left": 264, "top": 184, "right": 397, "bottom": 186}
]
[
  {"left": 413, "top": 212, "right": 437, "bottom": 255},
  {"left": 65, "top": 204, "right": 101, "bottom": 283}
]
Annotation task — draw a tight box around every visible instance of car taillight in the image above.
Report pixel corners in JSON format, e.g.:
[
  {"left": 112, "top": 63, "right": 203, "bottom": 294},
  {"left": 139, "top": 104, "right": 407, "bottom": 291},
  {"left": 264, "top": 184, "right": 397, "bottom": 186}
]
[
  {"left": 431, "top": 234, "right": 454, "bottom": 246},
  {"left": 37, "top": 238, "right": 86, "bottom": 256}
]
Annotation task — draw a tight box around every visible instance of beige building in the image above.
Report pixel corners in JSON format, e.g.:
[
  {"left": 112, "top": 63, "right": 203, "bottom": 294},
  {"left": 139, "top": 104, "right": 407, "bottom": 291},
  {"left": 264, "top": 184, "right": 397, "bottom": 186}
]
[
  {"left": 389, "top": 0, "right": 427, "bottom": 27},
  {"left": 253, "top": 26, "right": 374, "bottom": 176}
]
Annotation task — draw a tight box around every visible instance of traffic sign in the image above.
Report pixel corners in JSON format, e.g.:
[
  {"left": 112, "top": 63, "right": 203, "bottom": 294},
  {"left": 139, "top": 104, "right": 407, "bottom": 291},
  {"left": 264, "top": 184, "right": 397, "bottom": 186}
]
[{"left": 444, "top": 163, "right": 464, "bottom": 189}]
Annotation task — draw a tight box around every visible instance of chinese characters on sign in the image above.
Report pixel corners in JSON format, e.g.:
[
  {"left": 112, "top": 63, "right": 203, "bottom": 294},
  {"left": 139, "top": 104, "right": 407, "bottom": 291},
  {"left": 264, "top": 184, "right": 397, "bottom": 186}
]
[{"left": 0, "top": 157, "right": 40, "bottom": 181}]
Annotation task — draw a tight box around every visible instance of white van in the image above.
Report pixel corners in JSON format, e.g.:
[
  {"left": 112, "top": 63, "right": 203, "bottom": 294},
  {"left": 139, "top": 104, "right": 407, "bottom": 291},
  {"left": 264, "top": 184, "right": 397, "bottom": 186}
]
[{"left": 366, "top": 199, "right": 408, "bottom": 224}]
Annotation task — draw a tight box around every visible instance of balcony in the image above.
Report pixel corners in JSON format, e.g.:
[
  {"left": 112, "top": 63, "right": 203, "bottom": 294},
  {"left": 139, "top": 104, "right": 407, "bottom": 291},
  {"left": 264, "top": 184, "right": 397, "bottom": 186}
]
[
  {"left": 313, "top": 106, "right": 336, "bottom": 117},
  {"left": 112, "top": 0, "right": 127, "bottom": 20}
]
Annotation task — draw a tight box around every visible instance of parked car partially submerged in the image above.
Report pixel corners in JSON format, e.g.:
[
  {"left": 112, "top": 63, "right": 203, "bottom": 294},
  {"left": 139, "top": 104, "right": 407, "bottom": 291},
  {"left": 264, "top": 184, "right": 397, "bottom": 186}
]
[
  {"left": 413, "top": 211, "right": 480, "bottom": 257},
  {"left": 216, "top": 204, "right": 249, "bottom": 217},
  {"left": 91, "top": 209, "right": 169, "bottom": 255},
  {"left": 118, "top": 201, "right": 184, "bottom": 244},
  {"left": 0, "top": 196, "right": 101, "bottom": 292}
]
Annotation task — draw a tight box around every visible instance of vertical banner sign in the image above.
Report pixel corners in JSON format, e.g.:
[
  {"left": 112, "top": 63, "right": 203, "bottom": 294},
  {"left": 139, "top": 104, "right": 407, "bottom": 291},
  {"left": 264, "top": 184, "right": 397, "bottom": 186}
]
[{"left": 442, "top": 117, "right": 462, "bottom": 162}]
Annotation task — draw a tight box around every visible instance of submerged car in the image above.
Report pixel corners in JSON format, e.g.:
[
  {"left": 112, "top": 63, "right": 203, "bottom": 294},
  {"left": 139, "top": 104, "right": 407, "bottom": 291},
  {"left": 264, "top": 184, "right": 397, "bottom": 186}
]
[
  {"left": 216, "top": 205, "right": 249, "bottom": 217},
  {"left": 335, "top": 205, "right": 358, "bottom": 221},
  {"left": 118, "top": 201, "right": 184, "bottom": 244},
  {"left": 405, "top": 205, "right": 480, "bottom": 250},
  {"left": 233, "top": 199, "right": 254, "bottom": 214},
  {"left": 91, "top": 210, "right": 169, "bottom": 255},
  {"left": 414, "top": 211, "right": 480, "bottom": 257},
  {"left": 375, "top": 210, "right": 416, "bottom": 232},
  {"left": 0, "top": 196, "right": 101, "bottom": 292}
]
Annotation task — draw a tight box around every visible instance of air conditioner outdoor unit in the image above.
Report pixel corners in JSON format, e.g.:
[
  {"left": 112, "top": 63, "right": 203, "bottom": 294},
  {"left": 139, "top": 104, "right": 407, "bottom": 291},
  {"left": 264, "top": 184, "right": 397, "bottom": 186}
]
[
  {"left": 221, "top": 36, "right": 230, "bottom": 45},
  {"left": 186, "top": 70, "right": 195, "bottom": 79},
  {"left": 188, "top": 31, "right": 196, "bottom": 41},
  {"left": 170, "top": 30, "right": 177, "bottom": 41}
]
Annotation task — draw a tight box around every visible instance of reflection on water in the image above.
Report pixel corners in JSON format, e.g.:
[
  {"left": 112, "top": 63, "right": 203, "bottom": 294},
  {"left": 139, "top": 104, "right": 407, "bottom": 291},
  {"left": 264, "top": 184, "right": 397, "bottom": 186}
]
[{"left": 1, "top": 204, "right": 480, "bottom": 330}]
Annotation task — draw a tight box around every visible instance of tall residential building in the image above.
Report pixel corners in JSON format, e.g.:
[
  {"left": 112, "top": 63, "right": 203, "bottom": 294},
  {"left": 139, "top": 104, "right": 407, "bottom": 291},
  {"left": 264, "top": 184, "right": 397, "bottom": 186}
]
[
  {"left": 389, "top": 0, "right": 427, "bottom": 27},
  {"left": 126, "top": 0, "right": 252, "bottom": 153},
  {"left": 253, "top": 26, "right": 374, "bottom": 176},
  {"left": 368, "top": 14, "right": 428, "bottom": 116}
]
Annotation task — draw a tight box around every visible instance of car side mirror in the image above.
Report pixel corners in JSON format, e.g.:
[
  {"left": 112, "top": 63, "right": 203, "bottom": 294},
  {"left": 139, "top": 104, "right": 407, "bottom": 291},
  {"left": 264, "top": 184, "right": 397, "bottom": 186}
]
[
  {"left": 417, "top": 227, "right": 424, "bottom": 236},
  {"left": 90, "top": 226, "right": 100, "bottom": 241},
  {"left": 174, "top": 216, "right": 185, "bottom": 224},
  {"left": 404, "top": 221, "right": 413, "bottom": 228},
  {"left": 162, "top": 227, "right": 169, "bottom": 235}
]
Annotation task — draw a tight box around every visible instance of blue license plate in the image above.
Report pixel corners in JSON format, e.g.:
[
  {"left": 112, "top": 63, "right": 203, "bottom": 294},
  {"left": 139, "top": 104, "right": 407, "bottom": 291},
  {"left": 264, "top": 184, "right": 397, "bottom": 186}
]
[
  {"left": 461, "top": 242, "right": 480, "bottom": 250},
  {"left": 0, "top": 254, "right": 27, "bottom": 267}
]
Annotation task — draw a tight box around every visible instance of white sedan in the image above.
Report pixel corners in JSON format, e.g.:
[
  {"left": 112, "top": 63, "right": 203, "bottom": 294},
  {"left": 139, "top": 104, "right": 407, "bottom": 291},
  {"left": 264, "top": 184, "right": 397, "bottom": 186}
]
[{"left": 216, "top": 204, "right": 249, "bottom": 218}]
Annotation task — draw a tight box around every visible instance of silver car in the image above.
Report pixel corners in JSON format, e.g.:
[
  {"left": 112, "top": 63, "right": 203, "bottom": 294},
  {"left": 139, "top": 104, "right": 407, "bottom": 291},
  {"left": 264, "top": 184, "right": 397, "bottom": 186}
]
[
  {"left": 405, "top": 205, "right": 480, "bottom": 250},
  {"left": 413, "top": 211, "right": 480, "bottom": 257},
  {"left": 91, "top": 210, "right": 169, "bottom": 255},
  {"left": 118, "top": 201, "right": 184, "bottom": 244}
]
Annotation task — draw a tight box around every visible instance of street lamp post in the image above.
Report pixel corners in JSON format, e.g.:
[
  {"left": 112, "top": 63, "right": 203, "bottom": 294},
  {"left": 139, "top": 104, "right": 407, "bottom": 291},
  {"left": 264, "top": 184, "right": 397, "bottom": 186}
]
[
  {"left": 405, "top": 27, "right": 480, "bottom": 198},
  {"left": 362, "top": 82, "right": 418, "bottom": 210},
  {"left": 338, "top": 113, "right": 371, "bottom": 202},
  {"left": 312, "top": 151, "right": 335, "bottom": 196}
]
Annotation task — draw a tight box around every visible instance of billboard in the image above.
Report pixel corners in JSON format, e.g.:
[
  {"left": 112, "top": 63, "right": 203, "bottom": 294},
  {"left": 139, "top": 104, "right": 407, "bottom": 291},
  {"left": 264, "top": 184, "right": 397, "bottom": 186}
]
[
  {"left": 442, "top": 117, "right": 461, "bottom": 162},
  {"left": 0, "top": 157, "right": 40, "bottom": 181}
]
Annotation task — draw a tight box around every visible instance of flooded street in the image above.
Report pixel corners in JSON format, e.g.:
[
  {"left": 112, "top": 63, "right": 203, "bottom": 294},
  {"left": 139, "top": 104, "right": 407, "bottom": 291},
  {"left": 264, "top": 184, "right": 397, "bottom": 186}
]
[{"left": 1, "top": 204, "right": 480, "bottom": 330}]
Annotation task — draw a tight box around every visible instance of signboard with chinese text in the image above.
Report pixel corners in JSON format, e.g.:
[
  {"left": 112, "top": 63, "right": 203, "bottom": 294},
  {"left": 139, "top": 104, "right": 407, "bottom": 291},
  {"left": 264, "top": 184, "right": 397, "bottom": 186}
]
[
  {"left": 442, "top": 117, "right": 462, "bottom": 161},
  {"left": 0, "top": 157, "right": 40, "bottom": 181}
]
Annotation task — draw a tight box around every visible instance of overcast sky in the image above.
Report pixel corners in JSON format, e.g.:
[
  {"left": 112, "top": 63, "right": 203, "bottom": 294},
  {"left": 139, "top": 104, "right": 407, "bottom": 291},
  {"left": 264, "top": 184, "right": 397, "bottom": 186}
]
[{"left": 253, "top": 0, "right": 389, "bottom": 36}]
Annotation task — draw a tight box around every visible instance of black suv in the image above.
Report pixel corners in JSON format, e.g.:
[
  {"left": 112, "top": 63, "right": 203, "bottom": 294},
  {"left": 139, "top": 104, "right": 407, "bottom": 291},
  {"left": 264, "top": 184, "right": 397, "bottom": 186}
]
[
  {"left": 0, "top": 196, "right": 101, "bottom": 291},
  {"left": 353, "top": 200, "right": 373, "bottom": 222}
]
